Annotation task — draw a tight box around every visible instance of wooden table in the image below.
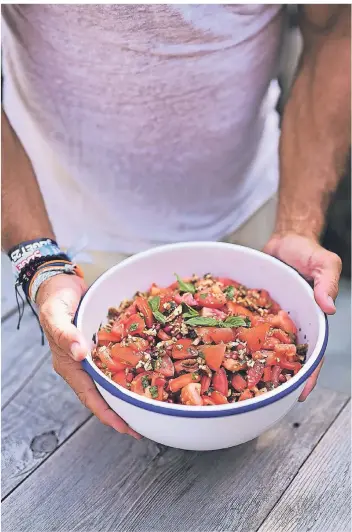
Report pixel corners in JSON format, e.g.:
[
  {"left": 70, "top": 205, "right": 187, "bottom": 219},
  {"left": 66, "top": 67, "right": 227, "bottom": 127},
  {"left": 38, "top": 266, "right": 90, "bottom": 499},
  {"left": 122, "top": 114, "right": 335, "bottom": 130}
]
[{"left": 1, "top": 266, "right": 351, "bottom": 532}]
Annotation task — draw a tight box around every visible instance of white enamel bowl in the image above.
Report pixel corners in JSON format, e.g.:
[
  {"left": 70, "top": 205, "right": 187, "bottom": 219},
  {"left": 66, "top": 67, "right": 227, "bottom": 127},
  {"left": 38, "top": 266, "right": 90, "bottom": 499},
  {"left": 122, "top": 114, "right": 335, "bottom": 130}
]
[{"left": 75, "top": 242, "right": 328, "bottom": 451}]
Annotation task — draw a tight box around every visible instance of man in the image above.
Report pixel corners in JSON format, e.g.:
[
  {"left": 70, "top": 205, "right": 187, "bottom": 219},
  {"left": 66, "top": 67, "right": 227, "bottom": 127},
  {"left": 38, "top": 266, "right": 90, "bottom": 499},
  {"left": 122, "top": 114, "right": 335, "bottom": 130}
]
[{"left": 2, "top": 5, "right": 350, "bottom": 439}]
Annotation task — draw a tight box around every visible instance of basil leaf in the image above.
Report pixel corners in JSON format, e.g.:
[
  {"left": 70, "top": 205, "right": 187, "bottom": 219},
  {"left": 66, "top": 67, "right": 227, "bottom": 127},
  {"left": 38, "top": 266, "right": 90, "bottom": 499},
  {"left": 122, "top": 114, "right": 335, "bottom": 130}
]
[
  {"left": 222, "top": 316, "right": 247, "bottom": 328},
  {"left": 182, "top": 304, "right": 199, "bottom": 319},
  {"left": 129, "top": 323, "right": 139, "bottom": 332},
  {"left": 185, "top": 317, "right": 219, "bottom": 327},
  {"left": 175, "top": 274, "right": 196, "bottom": 294},
  {"left": 153, "top": 310, "right": 166, "bottom": 325},
  {"left": 148, "top": 296, "right": 160, "bottom": 313},
  {"left": 224, "top": 285, "right": 235, "bottom": 301}
]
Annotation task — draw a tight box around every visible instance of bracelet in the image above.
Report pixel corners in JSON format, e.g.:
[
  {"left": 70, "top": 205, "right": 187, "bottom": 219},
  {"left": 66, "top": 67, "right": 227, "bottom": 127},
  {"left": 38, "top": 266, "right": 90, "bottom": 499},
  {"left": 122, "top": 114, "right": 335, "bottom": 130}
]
[
  {"left": 9, "top": 238, "right": 63, "bottom": 279},
  {"left": 29, "top": 262, "right": 84, "bottom": 303}
]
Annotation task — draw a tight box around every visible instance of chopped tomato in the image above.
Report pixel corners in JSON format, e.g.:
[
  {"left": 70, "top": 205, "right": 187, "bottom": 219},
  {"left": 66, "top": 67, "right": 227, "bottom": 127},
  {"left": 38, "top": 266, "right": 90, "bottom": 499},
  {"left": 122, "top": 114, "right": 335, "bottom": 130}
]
[
  {"left": 195, "top": 290, "right": 227, "bottom": 309},
  {"left": 237, "top": 323, "right": 271, "bottom": 352},
  {"left": 200, "top": 307, "right": 227, "bottom": 320},
  {"left": 172, "top": 339, "right": 195, "bottom": 360},
  {"left": 271, "top": 365, "right": 281, "bottom": 387},
  {"left": 212, "top": 368, "right": 229, "bottom": 396},
  {"left": 262, "top": 367, "right": 272, "bottom": 382},
  {"left": 202, "top": 396, "right": 216, "bottom": 406},
  {"left": 151, "top": 372, "right": 167, "bottom": 388},
  {"left": 210, "top": 327, "right": 235, "bottom": 344},
  {"left": 135, "top": 296, "right": 154, "bottom": 328},
  {"left": 265, "top": 352, "right": 279, "bottom": 366},
  {"left": 222, "top": 358, "right": 247, "bottom": 372},
  {"left": 97, "top": 347, "right": 129, "bottom": 372},
  {"left": 200, "top": 374, "right": 211, "bottom": 394},
  {"left": 271, "top": 328, "right": 292, "bottom": 344},
  {"left": 238, "top": 389, "right": 254, "bottom": 401},
  {"left": 130, "top": 371, "right": 152, "bottom": 395},
  {"left": 231, "top": 373, "right": 247, "bottom": 392},
  {"left": 272, "top": 310, "right": 297, "bottom": 336},
  {"left": 247, "top": 361, "right": 264, "bottom": 388},
  {"left": 112, "top": 371, "right": 128, "bottom": 389},
  {"left": 157, "top": 355, "right": 175, "bottom": 378},
  {"left": 181, "top": 383, "right": 203, "bottom": 406},
  {"left": 262, "top": 336, "right": 281, "bottom": 350},
  {"left": 157, "top": 329, "right": 172, "bottom": 341},
  {"left": 97, "top": 329, "right": 122, "bottom": 345},
  {"left": 169, "top": 372, "right": 200, "bottom": 393},
  {"left": 111, "top": 344, "right": 142, "bottom": 367},
  {"left": 174, "top": 359, "right": 199, "bottom": 374},
  {"left": 269, "top": 298, "right": 281, "bottom": 314},
  {"left": 227, "top": 302, "right": 253, "bottom": 319},
  {"left": 201, "top": 344, "right": 226, "bottom": 372},
  {"left": 209, "top": 391, "right": 228, "bottom": 404},
  {"left": 274, "top": 343, "right": 297, "bottom": 361},
  {"left": 195, "top": 327, "right": 213, "bottom": 344},
  {"left": 129, "top": 337, "right": 149, "bottom": 352},
  {"left": 124, "top": 314, "right": 145, "bottom": 336}
]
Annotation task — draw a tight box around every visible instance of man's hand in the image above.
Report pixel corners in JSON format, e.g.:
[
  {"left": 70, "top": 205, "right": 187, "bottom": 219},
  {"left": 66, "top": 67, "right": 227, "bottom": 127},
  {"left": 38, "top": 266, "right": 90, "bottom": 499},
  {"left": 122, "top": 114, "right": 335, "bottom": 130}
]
[
  {"left": 264, "top": 233, "right": 342, "bottom": 401},
  {"left": 37, "top": 274, "right": 141, "bottom": 439}
]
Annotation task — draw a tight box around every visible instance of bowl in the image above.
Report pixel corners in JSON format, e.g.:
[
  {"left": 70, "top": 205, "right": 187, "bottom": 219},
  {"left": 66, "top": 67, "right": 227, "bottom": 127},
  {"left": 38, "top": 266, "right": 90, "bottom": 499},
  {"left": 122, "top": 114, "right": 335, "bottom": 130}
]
[{"left": 75, "top": 242, "right": 328, "bottom": 451}]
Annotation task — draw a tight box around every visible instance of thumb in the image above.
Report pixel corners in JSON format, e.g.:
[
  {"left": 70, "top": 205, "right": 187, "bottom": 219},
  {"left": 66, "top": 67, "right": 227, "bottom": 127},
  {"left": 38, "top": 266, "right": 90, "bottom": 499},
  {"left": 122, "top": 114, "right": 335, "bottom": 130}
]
[
  {"left": 313, "top": 252, "right": 342, "bottom": 315},
  {"left": 38, "top": 275, "right": 89, "bottom": 361}
]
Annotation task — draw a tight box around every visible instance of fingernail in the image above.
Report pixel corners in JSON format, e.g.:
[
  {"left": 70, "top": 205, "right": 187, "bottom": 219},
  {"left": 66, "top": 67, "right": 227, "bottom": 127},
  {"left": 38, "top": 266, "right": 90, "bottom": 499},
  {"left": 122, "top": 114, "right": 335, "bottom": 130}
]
[
  {"left": 327, "top": 296, "right": 336, "bottom": 311},
  {"left": 70, "top": 342, "right": 84, "bottom": 361}
]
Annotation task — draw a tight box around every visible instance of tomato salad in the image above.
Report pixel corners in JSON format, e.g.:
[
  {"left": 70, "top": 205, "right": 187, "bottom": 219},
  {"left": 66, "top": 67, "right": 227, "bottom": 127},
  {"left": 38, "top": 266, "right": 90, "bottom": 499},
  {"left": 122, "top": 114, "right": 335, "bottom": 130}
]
[{"left": 91, "top": 274, "right": 308, "bottom": 406}]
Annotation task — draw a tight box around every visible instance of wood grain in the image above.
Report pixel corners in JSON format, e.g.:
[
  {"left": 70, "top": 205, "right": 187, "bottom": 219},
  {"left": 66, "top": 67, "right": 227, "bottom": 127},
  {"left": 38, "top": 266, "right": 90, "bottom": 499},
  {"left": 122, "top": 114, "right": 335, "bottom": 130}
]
[
  {"left": 2, "top": 388, "right": 348, "bottom": 532},
  {"left": 1, "top": 310, "right": 49, "bottom": 408},
  {"left": 2, "top": 357, "right": 90, "bottom": 498},
  {"left": 258, "top": 401, "right": 351, "bottom": 532}
]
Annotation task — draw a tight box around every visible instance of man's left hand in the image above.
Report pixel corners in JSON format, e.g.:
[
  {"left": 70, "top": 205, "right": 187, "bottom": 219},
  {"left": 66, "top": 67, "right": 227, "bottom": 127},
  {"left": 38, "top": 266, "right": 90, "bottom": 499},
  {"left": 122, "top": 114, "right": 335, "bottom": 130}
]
[{"left": 264, "top": 233, "right": 342, "bottom": 401}]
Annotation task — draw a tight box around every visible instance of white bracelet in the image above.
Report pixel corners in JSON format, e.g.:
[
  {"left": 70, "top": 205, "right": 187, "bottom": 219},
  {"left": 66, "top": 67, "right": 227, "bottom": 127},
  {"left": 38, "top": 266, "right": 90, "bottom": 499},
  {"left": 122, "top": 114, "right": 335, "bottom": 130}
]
[{"left": 30, "top": 264, "right": 76, "bottom": 304}]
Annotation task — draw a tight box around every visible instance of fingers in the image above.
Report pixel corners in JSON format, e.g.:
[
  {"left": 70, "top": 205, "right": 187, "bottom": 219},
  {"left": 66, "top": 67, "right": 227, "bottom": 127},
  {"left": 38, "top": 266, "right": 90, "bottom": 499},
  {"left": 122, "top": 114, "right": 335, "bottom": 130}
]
[
  {"left": 313, "top": 252, "right": 342, "bottom": 315},
  {"left": 299, "top": 358, "right": 325, "bottom": 402},
  {"left": 52, "top": 345, "right": 141, "bottom": 439}
]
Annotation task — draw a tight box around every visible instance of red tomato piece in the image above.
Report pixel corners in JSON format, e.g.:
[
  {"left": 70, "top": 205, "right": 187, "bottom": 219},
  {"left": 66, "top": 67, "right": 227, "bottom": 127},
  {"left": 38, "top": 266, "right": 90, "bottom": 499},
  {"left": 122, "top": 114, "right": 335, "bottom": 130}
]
[
  {"left": 262, "top": 336, "right": 281, "bottom": 350},
  {"left": 97, "top": 329, "right": 122, "bottom": 345},
  {"left": 271, "top": 328, "right": 292, "bottom": 344},
  {"left": 222, "top": 358, "right": 247, "bottom": 372},
  {"left": 231, "top": 373, "right": 247, "bottom": 392},
  {"left": 237, "top": 323, "right": 271, "bottom": 353},
  {"left": 135, "top": 296, "right": 154, "bottom": 328},
  {"left": 238, "top": 389, "right": 254, "bottom": 401},
  {"left": 201, "top": 344, "right": 226, "bottom": 372},
  {"left": 112, "top": 371, "right": 128, "bottom": 389},
  {"left": 209, "top": 391, "right": 228, "bottom": 404},
  {"left": 271, "top": 365, "right": 281, "bottom": 387},
  {"left": 202, "top": 396, "right": 216, "bottom": 406},
  {"left": 174, "top": 293, "right": 198, "bottom": 306},
  {"left": 130, "top": 372, "right": 152, "bottom": 395},
  {"left": 129, "top": 337, "right": 149, "bottom": 352},
  {"left": 271, "top": 310, "right": 297, "bottom": 336},
  {"left": 169, "top": 373, "right": 200, "bottom": 393},
  {"left": 209, "top": 327, "right": 235, "bottom": 344},
  {"left": 262, "top": 366, "right": 272, "bottom": 382},
  {"left": 97, "top": 347, "right": 128, "bottom": 372},
  {"left": 265, "top": 352, "right": 279, "bottom": 366},
  {"left": 172, "top": 339, "right": 195, "bottom": 360},
  {"left": 157, "top": 355, "right": 175, "bottom": 378},
  {"left": 212, "top": 368, "right": 229, "bottom": 396},
  {"left": 195, "top": 290, "right": 227, "bottom": 309},
  {"left": 247, "top": 361, "right": 264, "bottom": 388},
  {"left": 124, "top": 314, "right": 145, "bottom": 336},
  {"left": 195, "top": 327, "right": 213, "bottom": 344},
  {"left": 174, "top": 359, "right": 199, "bottom": 374},
  {"left": 227, "top": 302, "right": 254, "bottom": 319},
  {"left": 274, "top": 343, "right": 297, "bottom": 360},
  {"left": 151, "top": 372, "right": 167, "bottom": 388},
  {"left": 181, "top": 383, "right": 203, "bottom": 406},
  {"left": 200, "top": 374, "right": 211, "bottom": 395},
  {"left": 111, "top": 344, "right": 142, "bottom": 367},
  {"left": 157, "top": 329, "right": 172, "bottom": 341}
]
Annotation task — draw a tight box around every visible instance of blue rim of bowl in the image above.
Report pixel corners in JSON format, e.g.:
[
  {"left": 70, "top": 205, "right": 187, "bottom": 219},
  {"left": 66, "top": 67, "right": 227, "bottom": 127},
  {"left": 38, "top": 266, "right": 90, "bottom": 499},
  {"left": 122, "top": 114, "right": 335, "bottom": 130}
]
[{"left": 74, "top": 245, "right": 329, "bottom": 418}]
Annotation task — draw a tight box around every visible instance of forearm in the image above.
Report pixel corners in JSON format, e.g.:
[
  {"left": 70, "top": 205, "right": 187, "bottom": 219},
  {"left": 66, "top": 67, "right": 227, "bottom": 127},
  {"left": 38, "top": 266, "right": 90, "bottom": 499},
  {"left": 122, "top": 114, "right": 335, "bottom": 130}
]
[
  {"left": 276, "top": 6, "right": 350, "bottom": 240},
  {"left": 1, "top": 110, "right": 55, "bottom": 251}
]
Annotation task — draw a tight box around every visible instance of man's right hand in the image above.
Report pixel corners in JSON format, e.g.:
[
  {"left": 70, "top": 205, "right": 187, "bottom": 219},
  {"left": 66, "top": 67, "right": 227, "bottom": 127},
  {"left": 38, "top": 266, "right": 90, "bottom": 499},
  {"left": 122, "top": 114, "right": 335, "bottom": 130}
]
[{"left": 36, "top": 274, "right": 141, "bottom": 439}]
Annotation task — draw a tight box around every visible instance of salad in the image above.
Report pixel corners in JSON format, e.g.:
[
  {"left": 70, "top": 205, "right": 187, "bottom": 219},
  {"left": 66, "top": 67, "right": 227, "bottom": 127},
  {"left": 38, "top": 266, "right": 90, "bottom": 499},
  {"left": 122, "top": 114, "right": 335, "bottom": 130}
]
[{"left": 91, "top": 274, "right": 308, "bottom": 406}]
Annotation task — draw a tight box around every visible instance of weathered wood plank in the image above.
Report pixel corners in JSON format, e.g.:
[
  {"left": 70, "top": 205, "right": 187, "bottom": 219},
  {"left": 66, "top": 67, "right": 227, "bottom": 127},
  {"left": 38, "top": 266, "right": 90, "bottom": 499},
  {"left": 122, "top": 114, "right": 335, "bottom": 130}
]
[
  {"left": 1, "top": 353, "right": 90, "bottom": 498},
  {"left": 2, "top": 388, "right": 348, "bottom": 532},
  {"left": 1, "top": 253, "right": 19, "bottom": 320},
  {"left": 1, "top": 310, "right": 48, "bottom": 408},
  {"left": 258, "top": 401, "right": 351, "bottom": 532}
]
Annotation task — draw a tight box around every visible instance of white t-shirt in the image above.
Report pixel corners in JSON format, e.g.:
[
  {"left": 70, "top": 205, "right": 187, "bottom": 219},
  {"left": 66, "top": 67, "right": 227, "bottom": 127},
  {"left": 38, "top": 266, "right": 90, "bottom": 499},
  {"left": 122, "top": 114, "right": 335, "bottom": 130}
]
[{"left": 2, "top": 5, "right": 283, "bottom": 254}]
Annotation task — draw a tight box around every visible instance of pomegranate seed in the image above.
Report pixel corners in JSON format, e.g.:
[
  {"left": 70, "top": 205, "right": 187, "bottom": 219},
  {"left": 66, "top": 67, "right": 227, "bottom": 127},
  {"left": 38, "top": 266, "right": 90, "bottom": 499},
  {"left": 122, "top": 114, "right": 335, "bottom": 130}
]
[
  {"left": 155, "top": 324, "right": 161, "bottom": 331},
  {"left": 279, "top": 374, "right": 286, "bottom": 383},
  {"left": 231, "top": 353, "right": 239, "bottom": 359},
  {"left": 164, "top": 325, "right": 172, "bottom": 333},
  {"left": 176, "top": 334, "right": 182, "bottom": 340},
  {"left": 147, "top": 336, "right": 155, "bottom": 343}
]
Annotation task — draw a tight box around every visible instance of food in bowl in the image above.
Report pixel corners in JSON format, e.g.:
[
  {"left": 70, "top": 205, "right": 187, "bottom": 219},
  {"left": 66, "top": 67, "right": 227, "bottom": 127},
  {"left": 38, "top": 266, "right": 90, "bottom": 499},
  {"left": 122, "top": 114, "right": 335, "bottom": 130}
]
[{"left": 91, "top": 273, "right": 308, "bottom": 406}]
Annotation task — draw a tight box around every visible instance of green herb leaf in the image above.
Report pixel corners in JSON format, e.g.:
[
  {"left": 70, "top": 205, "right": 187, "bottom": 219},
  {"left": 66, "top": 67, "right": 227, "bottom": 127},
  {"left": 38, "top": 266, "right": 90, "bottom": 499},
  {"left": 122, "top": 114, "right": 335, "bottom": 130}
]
[
  {"left": 182, "top": 304, "right": 199, "bottom": 320},
  {"left": 224, "top": 285, "right": 235, "bottom": 301},
  {"left": 153, "top": 310, "right": 166, "bottom": 325},
  {"left": 148, "top": 296, "right": 160, "bottom": 313},
  {"left": 141, "top": 375, "right": 149, "bottom": 389},
  {"left": 199, "top": 293, "right": 208, "bottom": 300},
  {"left": 149, "top": 385, "right": 159, "bottom": 398},
  {"left": 129, "top": 323, "right": 139, "bottom": 332},
  {"left": 244, "top": 317, "right": 251, "bottom": 328},
  {"left": 175, "top": 274, "right": 196, "bottom": 294},
  {"left": 185, "top": 316, "right": 219, "bottom": 327},
  {"left": 222, "top": 316, "right": 247, "bottom": 328}
]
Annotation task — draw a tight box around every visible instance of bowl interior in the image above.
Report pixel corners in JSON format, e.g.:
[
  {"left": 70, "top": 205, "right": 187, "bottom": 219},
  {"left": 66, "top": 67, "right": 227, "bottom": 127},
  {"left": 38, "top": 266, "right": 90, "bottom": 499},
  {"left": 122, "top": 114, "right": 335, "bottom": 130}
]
[{"left": 76, "top": 242, "right": 326, "bottom": 408}]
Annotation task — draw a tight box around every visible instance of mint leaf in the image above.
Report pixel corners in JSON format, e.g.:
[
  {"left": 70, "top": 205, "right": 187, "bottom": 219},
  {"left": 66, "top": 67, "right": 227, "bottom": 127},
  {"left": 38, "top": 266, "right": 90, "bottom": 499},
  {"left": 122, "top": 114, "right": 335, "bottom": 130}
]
[
  {"left": 175, "top": 274, "right": 196, "bottom": 294},
  {"left": 153, "top": 310, "right": 166, "bottom": 325},
  {"left": 199, "top": 293, "right": 208, "bottom": 300},
  {"left": 224, "top": 285, "right": 235, "bottom": 301},
  {"left": 182, "top": 304, "right": 199, "bottom": 319},
  {"left": 222, "top": 316, "right": 247, "bottom": 328},
  {"left": 129, "top": 323, "right": 139, "bottom": 332},
  {"left": 185, "top": 317, "right": 219, "bottom": 327},
  {"left": 141, "top": 375, "right": 149, "bottom": 389},
  {"left": 149, "top": 385, "right": 159, "bottom": 398},
  {"left": 244, "top": 317, "right": 251, "bottom": 328},
  {"left": 148, "top": 296, "right": 160, "bottom": 313}
]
